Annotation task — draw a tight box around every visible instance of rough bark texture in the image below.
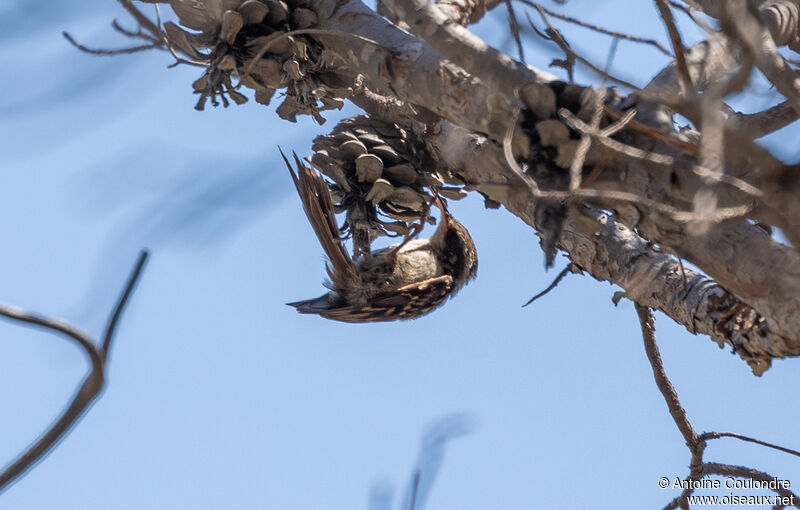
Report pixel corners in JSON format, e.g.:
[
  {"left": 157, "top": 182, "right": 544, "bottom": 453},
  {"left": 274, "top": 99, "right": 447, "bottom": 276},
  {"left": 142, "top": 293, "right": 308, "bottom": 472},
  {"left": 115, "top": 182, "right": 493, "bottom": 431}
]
[{"left": 100, "top": 0, "right": 800, "bottom": 374}]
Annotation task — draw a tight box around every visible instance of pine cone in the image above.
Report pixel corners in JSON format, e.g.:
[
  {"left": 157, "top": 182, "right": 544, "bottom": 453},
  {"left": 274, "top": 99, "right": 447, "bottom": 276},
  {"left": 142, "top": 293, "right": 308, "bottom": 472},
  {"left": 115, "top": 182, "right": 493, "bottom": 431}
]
[
  {"left": 162, "top": 0, "right": 353, "bottom": 121},
  {"left": 283, "top": 151, "right": 478, "bottom": 322},
  {"left": 309, "top": 115, "right": 467, "bottom": 258}
]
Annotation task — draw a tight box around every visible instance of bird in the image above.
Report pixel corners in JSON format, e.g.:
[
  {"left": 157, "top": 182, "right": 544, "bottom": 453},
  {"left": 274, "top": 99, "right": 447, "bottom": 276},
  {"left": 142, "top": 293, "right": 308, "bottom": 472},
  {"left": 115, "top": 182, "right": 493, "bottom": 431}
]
[{"left": 282, "top": 150, "right": 477, "bottom": 323}]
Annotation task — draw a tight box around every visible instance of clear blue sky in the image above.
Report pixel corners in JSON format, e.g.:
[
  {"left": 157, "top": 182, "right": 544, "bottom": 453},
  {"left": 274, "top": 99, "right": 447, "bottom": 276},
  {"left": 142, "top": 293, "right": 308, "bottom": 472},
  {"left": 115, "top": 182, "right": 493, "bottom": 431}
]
[{"left": 1, "top": 1, "right": 798, "bottom": 508}]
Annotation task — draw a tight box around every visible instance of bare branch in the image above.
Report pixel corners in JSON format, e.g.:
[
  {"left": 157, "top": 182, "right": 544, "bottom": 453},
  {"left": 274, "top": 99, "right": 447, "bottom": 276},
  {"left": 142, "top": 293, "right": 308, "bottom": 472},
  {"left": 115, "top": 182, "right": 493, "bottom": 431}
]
[
  {"left": 0, "top": 251, "right": 149, "bottom": 493},
  {"left": 516, "top": 0, "right": 673, "bottom": 57},
  {"left": 62, "top": 31, "right": 160, "bottom": 56},
  {"left": 522, "top": 263, "right": 574, "bottom": 307},
  {"left": 655, "top": 0, "right": 694, "bottom": 91},
  {"left": 635, "top": 305, "right": 699, "bottom": 451},
  {"left": 728, "top": 100, "right": 800, "bottom": 139},
  {"left": 435, "top": 0, "right": 504, "bottom": 25},
  {"left": 700, "top": 431, "right": 800, "bottom": 459},
  {"left": 531, "top": 6, "right": 643, "bottom": 90}
]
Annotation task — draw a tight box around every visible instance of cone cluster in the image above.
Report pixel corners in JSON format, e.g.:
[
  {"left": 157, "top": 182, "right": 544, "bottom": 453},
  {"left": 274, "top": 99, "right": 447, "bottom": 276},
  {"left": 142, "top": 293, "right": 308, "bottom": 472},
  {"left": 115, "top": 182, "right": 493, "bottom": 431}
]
[
  {"left": 308, "top": 116, "right": 467, "bottom": 258},
  {"left": 163, "top": 0, "right": 352, "bottom": 121}
]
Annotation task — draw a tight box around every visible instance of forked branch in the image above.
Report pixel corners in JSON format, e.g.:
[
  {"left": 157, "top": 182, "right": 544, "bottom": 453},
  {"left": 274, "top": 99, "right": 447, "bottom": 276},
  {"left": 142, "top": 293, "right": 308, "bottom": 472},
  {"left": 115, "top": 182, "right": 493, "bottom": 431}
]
[
  {"left": 635, "top": 305, "right": 800, "bottom": 509},
  {"left": 0, "top": 250, "right": 149, "bottom": 493}
]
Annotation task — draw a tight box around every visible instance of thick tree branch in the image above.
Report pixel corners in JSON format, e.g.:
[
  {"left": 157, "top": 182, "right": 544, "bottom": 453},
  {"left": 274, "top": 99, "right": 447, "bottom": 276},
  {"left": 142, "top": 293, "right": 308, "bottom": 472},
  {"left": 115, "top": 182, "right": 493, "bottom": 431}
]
[
  {"left": 376, "top": 0, "right": 556, "bottom": 98},
  {"left": 317, "top": 0, "right": 521, "bottom": 139},
  {"left": 95, "top": 1, "right": 800, "bottom": 370},
  {"left": 729, "top": 100, "right": 800, "bottom": 138},
  {"left": 424, "top": 121, "right": 799, "bottom": 372},
  {"left": 435, "top": 0, "right": 503, "bottom": 26}
]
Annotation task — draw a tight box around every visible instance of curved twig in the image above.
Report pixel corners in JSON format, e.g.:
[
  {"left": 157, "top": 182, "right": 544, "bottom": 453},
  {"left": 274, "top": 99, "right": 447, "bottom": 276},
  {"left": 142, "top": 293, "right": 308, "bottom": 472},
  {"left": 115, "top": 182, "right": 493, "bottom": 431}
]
[
  {"left": 0, "top": 251, "right": 149, "bottom": 494},
  {"left": 517, "top": 0, "right": 673, "bottom": 57},
  {"left": 700, "top": 432, "right": 800, "bottom": 459},
  {"left": 522, "top": 263, "right": 573, "bottom": 306}
]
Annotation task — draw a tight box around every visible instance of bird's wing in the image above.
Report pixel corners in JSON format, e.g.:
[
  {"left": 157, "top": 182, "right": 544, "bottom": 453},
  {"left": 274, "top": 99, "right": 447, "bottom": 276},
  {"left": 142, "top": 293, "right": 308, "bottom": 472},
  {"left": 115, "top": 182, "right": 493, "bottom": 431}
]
[
  {"left": 306, "top": 275, "right": 455, "bottom": 323},
  {"left": 281, "top": 148, "right": 359, "bottom": 290}
]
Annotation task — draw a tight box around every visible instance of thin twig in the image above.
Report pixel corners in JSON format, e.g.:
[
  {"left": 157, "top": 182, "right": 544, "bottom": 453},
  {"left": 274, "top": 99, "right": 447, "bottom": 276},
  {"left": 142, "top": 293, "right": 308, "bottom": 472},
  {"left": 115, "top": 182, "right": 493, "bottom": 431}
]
[
  {"left": 635, "top": 306, "right": 800, "bottom": 509},
  {"left": 635, "top": 305, "right": 699, "bottom": 449},
  {"left": 522, "top": 263, "right": 573, "bottom": 307},
  {"left": 63, "top": 31, "right": 160, "bottom": 56},
  {"left": 655, "top": 0, "right": 693, "bottom": 92},
  {"left": 502, "top": 107, "right": 752, "bottom": 226},
  {"left": 700, "top": 432, "right": 800, "bottom": 459},
  {"left": 568, "top": 88, "right": 606, "bottom": 191},
  {"left": 728, "top": 100, "right": 800, "bottom": 139},
  {"left": 567, "top": 109, "right": 764, "bottom": 200},
  {"left": 517, "top": 0, "right": 673, "bottom": 56},
  {"left": 101, "top": 250, "right": 149, "bottom": 358},
  {"left": 154, "top": 3, "right": 209, "bottom": 68},
  {"left": 601, "top": 37, "right": 620, "bottom": 87},
  {"left": 504, "top": 0, "right": 525, "bottom": 62},
  {"left": 111, "top": 18, "right": 160, "bottom": 43},
  {"left": 0, "top": 250, "right": 149, "bottom": 493},
  {"left": 667, "top": 0, "right": 715, "bottom": 33},
  {"left": 603, "top": 105, "right": 700, "bottom": 155},
  {"left": 530, "top": 7, "right": 641, "bottom": 90},
  {"left": 116, "top": 0, "right": 163, "bottom": 42}
]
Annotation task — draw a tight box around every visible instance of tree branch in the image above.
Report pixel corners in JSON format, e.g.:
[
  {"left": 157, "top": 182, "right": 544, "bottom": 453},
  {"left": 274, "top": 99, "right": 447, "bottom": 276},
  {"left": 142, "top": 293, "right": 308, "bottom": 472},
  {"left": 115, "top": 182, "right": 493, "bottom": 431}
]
[{"left": 0, "top": 251, "right": 149, "bottom": 493}]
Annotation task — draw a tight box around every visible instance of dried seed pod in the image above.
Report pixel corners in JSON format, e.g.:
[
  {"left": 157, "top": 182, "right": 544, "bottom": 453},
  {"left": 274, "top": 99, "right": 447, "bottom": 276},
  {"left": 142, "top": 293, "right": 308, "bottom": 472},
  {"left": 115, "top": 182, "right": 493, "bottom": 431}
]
[
  {"left": 309, "top": 116, "right": 457, "bottom": 248},
  {"left": 383, "top": 164, "right": 418, "bottom": 186},
  {"left": 366, "top": 179, "right": 395, "bottom": 203},
  {"left": 221, "top": 10, "right": 244, "bottom": 45},
  {"left": 282, "top": 59, "right": 303, "bottom": 80},
  {"left": 535, "top": 119, "right": 570, "bottom": 147},
  {"left": 264, "top": 0, "right": 289, "bottom": 24},
  {"left": 339, "top": 140, "right": 369, "bottom": 158},
  {"left": 355, "top": 154, "right": 384, "bottom": 182},
  {"left": 369, "top": 145, "right": 402, "bottom": 165},
  {"left": 292, "top": 8, "right": 318, "bottom": 28},
  {"left": 164, "top": 0, "right": 351, "bottom": 120},
  {"left": 164, "top": 22, "right": 204, "bottom": 60},
  {"left": 389, "top": 186, "right": 426, "bottom": 211},
  {"left": 254, "top": 87, "right": 275, "bottom": 105},
  {"left": 334, "top": 131, "right": 360, "bottom": 143},
  {"left": 381, "top": 221, "right": 410, "bottom": 236},
  {"left": 170, "top": 0, "right": 213, "bottom": 31},
  {"left": 520, "top": 82, "right": 557, "bottom": 119},
  {"left": 238, "top": 0, "right": 269, "bottom": 24},
  {"left": 293, "top": 39, "right": 308, "bottom": 60},
  {"left": 379, "top": 203, "right": 425, "bottom": 222},
  {"left": 228, "top": 89, "right": 248, "bottom": 104},
  {"left": 248, "top": 65, "right": 284, "bottom": 88},
  {"left": 439, "top": 187, "right": 468, "bottom": 200},
  {"left": 554, "top": 140, "right": 598, "bottom": 168},
  {"left": 555, "top": 140, "right": 579, "bottom": 168},
  {"left": 320, "top": 96, "right": 344, "bottom": 109},
  {"left": 310, "top": 153, "right": 351, "bottom": 191},
  {"left": 218, "top": 54, "right": 237, "bottom": 71},
  {"left": 192, "top": 74, "right": 209, "bottom": 92},
  {"left": 418, "top": 173, "right": 445, "bottom": 188},
  {"left": 356, "top": 133, "right": 385, "bottom": 146}
]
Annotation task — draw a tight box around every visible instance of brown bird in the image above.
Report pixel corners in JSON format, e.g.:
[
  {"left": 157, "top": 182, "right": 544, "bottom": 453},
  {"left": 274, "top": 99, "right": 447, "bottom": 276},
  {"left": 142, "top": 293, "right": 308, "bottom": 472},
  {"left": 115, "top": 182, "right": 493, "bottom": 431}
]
[{"left": 283, "top": 150, "right": 477, "bottom": 323}]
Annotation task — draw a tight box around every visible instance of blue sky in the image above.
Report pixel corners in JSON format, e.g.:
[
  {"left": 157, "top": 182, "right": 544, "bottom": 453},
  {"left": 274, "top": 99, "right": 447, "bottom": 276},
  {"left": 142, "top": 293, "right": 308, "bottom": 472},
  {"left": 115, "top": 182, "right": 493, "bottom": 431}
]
[{"left": 1, "top": 1, "right": 798, "bottom": 508}]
